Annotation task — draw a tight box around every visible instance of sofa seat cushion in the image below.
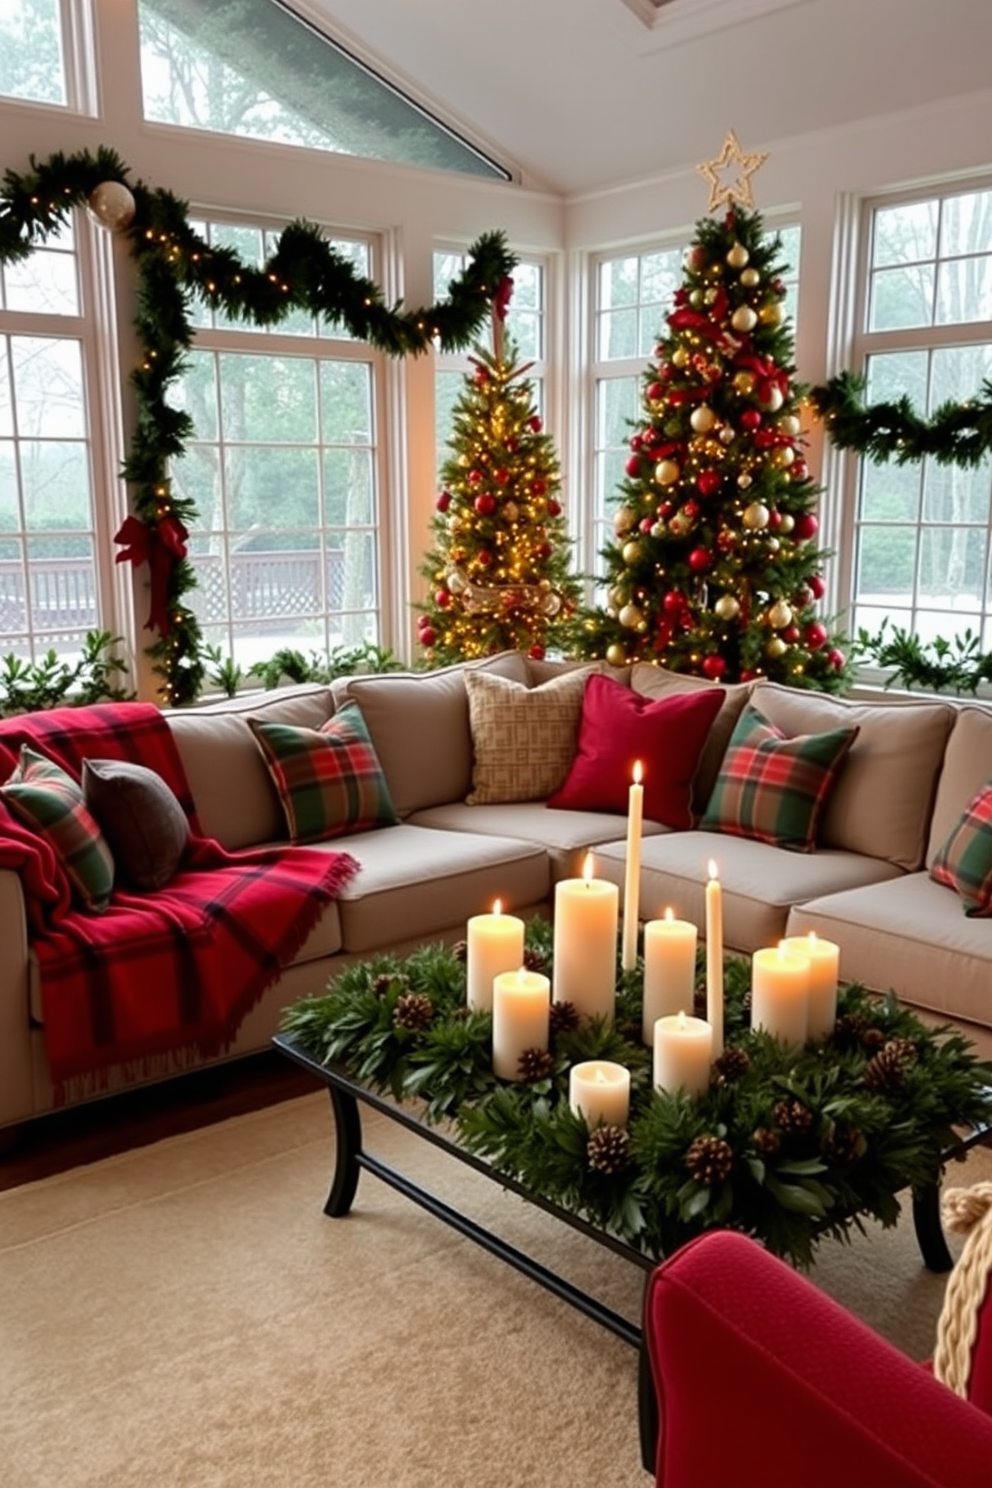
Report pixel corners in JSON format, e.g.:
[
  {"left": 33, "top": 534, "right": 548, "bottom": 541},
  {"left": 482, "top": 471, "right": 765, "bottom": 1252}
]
[
  {"left": 593, "top": 830, "right": 902, "bottom": 953},
  {"left": 332, "top": 823, "right": 550, "bottom": 954},
  {"left": 786, "top": 873, "right": 992, "bottom": 1029},
  {"left": 283, "top": 894, "right": 344, "bottom": 966},
  {"left": 408, "top": 801, "right": 668, "bottom": 882}
]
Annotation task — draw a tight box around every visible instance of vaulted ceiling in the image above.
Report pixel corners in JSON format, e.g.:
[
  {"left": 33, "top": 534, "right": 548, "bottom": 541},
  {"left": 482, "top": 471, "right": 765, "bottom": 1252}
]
[{"left": 306, "top": 0, "right": 992, "bottom": 196}]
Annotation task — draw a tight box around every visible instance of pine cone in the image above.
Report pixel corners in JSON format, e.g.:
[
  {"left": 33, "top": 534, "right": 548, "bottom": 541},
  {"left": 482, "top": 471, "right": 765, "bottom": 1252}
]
[
  {"left": 451, "top": 939, "right": 468, "bottom": 963},
  {"left": 715, "top": 1047, "right": 750, "bottom": 1084},
  {"left": 517, "top": 1046, "right": 555, "bottom": 1082},
  {"left": 393, "top": 992, "right": 434, "bottom": 1032},
  {"left": 832, "top": 1012, "right": 867, "bottom": 1050},
  {"left": 864, "top": 1038, "right": 916, "bottom": 1094},
  {"left": 587, "top": 1124, "right": 632, "bottom": 1174},
  {"left": 685, "top": 1134, "right": 734, "bottom": 1186},
  {"left": 861, "top": 1027, "right": 887, "bottom": 1053},
  {"left": 772, "top": 1097, "right": 814, "bottom": 1135},
  {"left": 549, "top": 1000, "right": 580, "bottom": 1036},
  {"left": 821, "top": 1120, "right": 866, "bottom": 1164},
  {"left": 523, "top": 947, "right": 547, "bottom": 973},
  {"left": 752, "top": 1126, "right": 781, "bottom": 1156},
  {"left": 372, "top": 971, "right": 409, "bottom": 998}
]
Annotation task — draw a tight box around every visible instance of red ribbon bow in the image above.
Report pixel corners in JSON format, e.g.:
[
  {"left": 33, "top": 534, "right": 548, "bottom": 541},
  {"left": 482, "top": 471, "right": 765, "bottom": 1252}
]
[
  {"left": 493, "top": 275, "right": 514, "bottom": 322},
  {"left": 114, "top": 513, "right": 189, "bottom": 637}
]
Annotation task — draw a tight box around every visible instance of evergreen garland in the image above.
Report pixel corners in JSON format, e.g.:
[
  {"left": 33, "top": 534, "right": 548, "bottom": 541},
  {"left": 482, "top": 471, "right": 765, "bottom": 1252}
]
[
  {"left": 0, "top": 146, "right": 517, "bottom": 703},
  {"left": 811, "top": 370, "right": 992, "bottom": 468},
  {"left": 279, "top": 918, "right": 992, "bottom": 1270}
]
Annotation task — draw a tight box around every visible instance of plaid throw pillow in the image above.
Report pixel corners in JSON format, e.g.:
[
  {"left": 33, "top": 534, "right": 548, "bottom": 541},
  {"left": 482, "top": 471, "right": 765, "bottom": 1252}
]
[
  {"left": 2, "top": 745, "right": 115, "bottom": 911},
  {"left": 249, "top": 701, "right": 399, "bottom": 844},
  {"left": 930, "top": 781, "right": 992, "bottom": 915},
  {"left": 700, "top": 703, "right": 858, "bottom": 853}
]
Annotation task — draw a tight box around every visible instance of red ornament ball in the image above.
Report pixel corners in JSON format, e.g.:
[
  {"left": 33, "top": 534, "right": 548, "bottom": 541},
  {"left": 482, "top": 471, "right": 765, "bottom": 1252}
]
[
  {"left": 701, "top": 655, "right": 727, "bottom": 680},
  {"left": 805, "top": 621, "right": 829, "bottom": 650},
  {"left": 435, "top": 491, "right": 451, "bottom": 513},
  {"left": 546, "top": 498, "right": 562, "bottom": 517},
  {"left": 477, "top": 550, "right": 493, "bottom": 567},
  {"left": 435, "top": 588, "right": 452, "bottom": 608},
  {"left": 640, "top": 517, "right": 653, "bottom": 534},
  {"left": 419, "top": 626, "right": 436, "bottom": 646},
  {"left": 783, "top": 624, "right": 800, "bottom": 644},
  {"left": 629, "top": 434, "right": 643, "bottom": 452},
  {"left": 528, "top": 415, "right": 542, "bottom": 433},
  {"left": 528, "top": 644, "right": 546, "bottom": 661},
  {"left": 767, "top": 508, "right": 782, "bottom": 530},
  {"left": 474, "top": 494, "right": 497, "bottom": 516},
  {"left": 793, "top": 512, "right": 819, "bottom": 541},
  {"left": 532, "top": 478, "right": 547, "bottom": 496},
  {"left": 682, "top": 499, "right": 701, "bottom": 521},
  {"left": 625, "top": 454, "right": 643, "bottom": 478},
  {"left": 688, "top": 547, "right": 712, "bottom": 573},
  {"left": 494, "top": 467, "right": 509, "bottom": 486},
  {"left": 739, "top": 669, "right": 757, "bottom": 682},
  {"left": 740, "top": 409, "right": 762, "bottom": 432},
  {"left": 696, "top": 469, "right": 722, "bottom": 497},
  {"left": 828, "top": 647, "right": 846, "bottom": 671},
  {"left": 792, "top": 460, "right": 809, "bottom": 482},
  {"left": 468, "top": 469, "right": 483, "bottom": 486},
  {"left": 808, "top": 573, "right": 826, "bottom": 600},
  {"left": 662, "top": 590, "right": 683, "bottom": 614},
  {"left": 537, "top": 542, "right": 553, "bottom": 560},
  {"left": 647, "top": 381, "right": 666, "bottom": 403},
  {"left": 474, "top": 367, "right": 489, "bottom": 385}
]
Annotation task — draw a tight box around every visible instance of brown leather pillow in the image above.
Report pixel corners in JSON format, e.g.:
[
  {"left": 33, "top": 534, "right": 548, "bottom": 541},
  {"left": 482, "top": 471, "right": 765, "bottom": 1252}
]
[{"left": 82, "top": 758, "right": 190, "bottom": 891}]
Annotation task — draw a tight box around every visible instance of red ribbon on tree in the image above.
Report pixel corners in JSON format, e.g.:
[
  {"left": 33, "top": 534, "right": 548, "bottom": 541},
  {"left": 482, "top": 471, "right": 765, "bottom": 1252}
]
[
  {"left": 493, "top": 275, "right": 514, "bottom": 321},
  {"left": 114, "top": 513, "right": 189, "bottom": 636},
  {"left": 735, "top": 352, "right": 790, "bottom": 402}
]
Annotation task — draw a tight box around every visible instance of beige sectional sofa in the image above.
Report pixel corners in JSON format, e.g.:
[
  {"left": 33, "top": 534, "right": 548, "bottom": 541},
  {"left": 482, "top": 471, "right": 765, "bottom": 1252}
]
[{"left": 3, "top": 650, "right": 992, "bottom": 1132}]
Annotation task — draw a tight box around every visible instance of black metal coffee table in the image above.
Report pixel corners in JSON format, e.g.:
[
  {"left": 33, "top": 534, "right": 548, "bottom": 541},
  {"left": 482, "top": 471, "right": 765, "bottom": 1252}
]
[{"left": 274, "top": 1030, "right": 991, "bottom": 1473}]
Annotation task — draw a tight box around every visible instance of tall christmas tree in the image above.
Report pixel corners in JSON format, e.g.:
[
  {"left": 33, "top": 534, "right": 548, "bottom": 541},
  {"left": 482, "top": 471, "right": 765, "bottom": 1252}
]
[
  {"left": 417, "top": 326, "right": 580, "bottom": 664},
  {"left": 571, "top": 204, "right": 848, "bottom": 692}
]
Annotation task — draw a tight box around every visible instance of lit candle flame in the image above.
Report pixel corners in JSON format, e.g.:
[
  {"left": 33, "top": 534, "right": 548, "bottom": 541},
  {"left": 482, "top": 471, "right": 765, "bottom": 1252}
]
[
  {"left": 664, "top": 906, "right": 674, "bottom": 922},
  {"left": 582, "top": 851, "right": 595, "bottom": 884},
  {"left": 493, "top": 898, "right": 502, "bottom": 916},
  {"left": 633, "top": 760, "right": 643, "bottom": 784},
  {"left": 708, "top": 859, "right": 719, "bottom": 881},
  {"left": 677, "top": 1010, "right": 687, "bottom": 1030}
]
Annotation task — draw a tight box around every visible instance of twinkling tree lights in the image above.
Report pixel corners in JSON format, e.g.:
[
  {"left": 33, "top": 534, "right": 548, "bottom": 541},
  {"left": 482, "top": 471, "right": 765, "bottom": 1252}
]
[
  {"left": 571, "top": 206, "right": 849, "bottom": 692},
  {"left": 417, "top": 333, "right": 580, "bottom": 663}
]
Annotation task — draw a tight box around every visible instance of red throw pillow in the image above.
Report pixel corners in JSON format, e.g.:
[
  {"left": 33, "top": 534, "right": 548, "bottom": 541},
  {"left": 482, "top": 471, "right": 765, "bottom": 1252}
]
[{"left": 547, "top": 674, "right": 724, "bottom": 828}]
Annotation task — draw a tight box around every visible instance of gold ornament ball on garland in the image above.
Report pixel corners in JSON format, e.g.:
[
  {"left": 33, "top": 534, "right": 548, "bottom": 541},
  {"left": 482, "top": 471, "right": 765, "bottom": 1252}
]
[
  {"left": 726, "top": 242, "right": 750, "bottom": 269},
  {"left": 714, "top": 594, "right": 740, "bottom": 620},
  {"left": 690, "top": 404, "right": 718, "bottom": 434},
  {"left": 87, "top": 180, "right": 136, "bottom": 231},
  {"left": 655, "top": 458, "right": 681, "bottom": 486},
  {"left": 740, "top": 267, "right": 761, "bottom": 288},
  {"left": 622, "top": 539, "right": 643, "bottom": 566},
  {"left": 766, "top": 635, "right": 788, "bottom": 659},
  {"left": 768, "top": 599, "right": 794, "bottom": 630},
  {"left": 731, "top": 305, "right": 758, "bottom": 333},
  {"left": 742, "top": 500, "right": 770, "bottom": 529},
  {"left": 619, "top": 603, "right": 643, "bottom": 629},
  {"left": 606, "top": 643, "right": 627, "bottom": 668}
]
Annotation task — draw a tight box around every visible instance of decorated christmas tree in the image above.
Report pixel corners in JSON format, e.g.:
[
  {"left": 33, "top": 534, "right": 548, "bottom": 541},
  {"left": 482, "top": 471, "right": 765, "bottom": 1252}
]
[
  {"left": 416, "top": 327, "right": 581, "bottom": 663},
  {"left": 570, "top": 201, "right": 848, "bottom": 692}
]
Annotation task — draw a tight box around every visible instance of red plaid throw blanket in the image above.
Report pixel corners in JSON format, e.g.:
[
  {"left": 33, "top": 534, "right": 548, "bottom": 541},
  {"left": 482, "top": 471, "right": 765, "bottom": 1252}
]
[{"left": 0, "top": 703, "right": 358, "bottom": 1097}]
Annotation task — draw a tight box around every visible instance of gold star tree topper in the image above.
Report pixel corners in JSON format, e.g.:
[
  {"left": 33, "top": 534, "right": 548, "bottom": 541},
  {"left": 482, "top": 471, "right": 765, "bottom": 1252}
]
[{"left": 696, "top": 130, "right": 769, "bottom": 212}]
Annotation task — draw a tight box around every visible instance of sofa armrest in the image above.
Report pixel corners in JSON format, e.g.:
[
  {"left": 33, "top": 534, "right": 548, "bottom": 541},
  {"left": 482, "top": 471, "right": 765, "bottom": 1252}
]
[
  {"left": 0, "top": 866, "right": 35, "bottom": 1128},
  {"left": 645, "top": 1230, "right": 992, "bottom": 1488}
]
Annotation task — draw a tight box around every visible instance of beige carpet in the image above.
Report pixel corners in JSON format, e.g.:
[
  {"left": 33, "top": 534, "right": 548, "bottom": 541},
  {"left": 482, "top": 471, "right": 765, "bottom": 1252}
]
[{"left": 1, "top": 1096, "right": 990, "bottom": 1488}]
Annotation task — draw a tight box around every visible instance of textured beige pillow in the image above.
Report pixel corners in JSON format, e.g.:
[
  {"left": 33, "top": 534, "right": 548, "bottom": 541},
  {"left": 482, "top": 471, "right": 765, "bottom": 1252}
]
[{"left": 465, "top": 668, "right": 590, "bottom": 804}]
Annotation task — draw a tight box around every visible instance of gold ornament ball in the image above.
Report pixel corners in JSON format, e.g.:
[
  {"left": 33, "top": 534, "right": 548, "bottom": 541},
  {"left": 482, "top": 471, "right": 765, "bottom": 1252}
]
[
  {"left": 504, "top": 501, "right": 519, "bottom": 521},
  {"left": 726, "top": 242, "right": 750, "bottom": 269},
  {"left": 765, "top": 536, "right": 781, "bottom": 554},
  {"left": 619, "top": 602, "right": 643, "bottom": 629},
  {"left": 714, "top": 594, "right": 740, "bottom": 620},
  {"left": 772, "top": 445, "right": 796, "bottom": 468},
  {"left": 718, "top": 426, "right": 736, "bottom": 446},
  {"left": 672, "top": 347, "right": 689, "bottom": 368},
  {"left": 614, "top": 506, "right": 637, "bottom": 536},
  {"left": 737, "top": 472, "right": 753, "bottom": 489},
  {"left": 733, "top": 370, "right": 756, "bottom": 395},
  {"left": 458, "top": 453, "right": 471, "bottom": 467},
  {"left": 742, "top": 500, "right": 770, "bottom": 530},
  {"left": 447, "top": 569, "right": 467, "bottom": 594},
  {"left": 654, "top": 458, "right": 681, "bottom": 487},
  {"left": 606, "top": 643, "right": 627, "bottom": 668},
  {"left": 740, "top": 267, "right": 761, "bottom": 288},
  {"left": 690, "top": 404, "right": 717, "bottom": 434},
  {"left": 609, "top": 585, "right": 629, "bottom": 609},
  {"left": 622, "top": 539, "right": 643, "bottom": 566},
  {"left": 759, "top": 301, "right": 785, "bottom": 328},
  {"left": 690, "top": 289, "right": 705, "bottom": 308},
  {"left": 731, "top": 305, "right": 758, "bottom": 333},
  {"left": 542, "top": 593, "right": 563, "bottom": 617},
  {"left": 778, "top": 513, "right": 795, "bottom": 534},
  {"left": 650, "top": 521, "right": 666, "bottom": 539},
  {"left": 636, "top": 619, "right": 650, "bottom": 634},
  {"left": 765, "top": 635, "right": 788, "bottom": 659},
  {"left": 87, "top": 181, "right": 136, "bottom": 231},
  {"left": 760, "top": 384, "right": 785, "bottom": 413},
  {"left": 768, "top": 599, "right": 794, "bottom": 630},
  {"left": 778, "top": 414, "right": 801, "bottom": 437}
]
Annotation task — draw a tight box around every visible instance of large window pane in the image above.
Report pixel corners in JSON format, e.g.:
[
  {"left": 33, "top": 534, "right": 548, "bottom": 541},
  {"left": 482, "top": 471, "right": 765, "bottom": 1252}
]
[{"left": 0, "top": 0, "right": 66, "bottom": 105}]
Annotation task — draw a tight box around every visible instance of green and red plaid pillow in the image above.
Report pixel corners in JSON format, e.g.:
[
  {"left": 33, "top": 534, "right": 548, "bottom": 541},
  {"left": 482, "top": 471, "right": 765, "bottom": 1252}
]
[
  {"left": 700, "top": 703, "right": 858, "bottom": 853},
  {"left": 249, "top": 701, "right": 399, "bottom": 844},
  {"left": 2, "top": 745, "right": 115, "bottom": 911},
  {"left": 930, "top": 781, "right": 992, "bottom": 915}
]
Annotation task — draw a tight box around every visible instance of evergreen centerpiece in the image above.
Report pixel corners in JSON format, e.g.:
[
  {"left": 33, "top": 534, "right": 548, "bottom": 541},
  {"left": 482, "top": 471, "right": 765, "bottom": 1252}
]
[
  {"left": 280, "top": 919, "right": 992, "bottom": 1270},
  {"left": 569, "top": 206, "right": 848, "bottom": 691},
  {"left": 417, "top": 330, "right": 581, "bottom": 664}
]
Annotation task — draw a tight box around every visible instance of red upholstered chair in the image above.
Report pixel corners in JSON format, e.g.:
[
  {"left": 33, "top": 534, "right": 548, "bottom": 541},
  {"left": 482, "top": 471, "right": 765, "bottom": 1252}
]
[{"left": 644, "top": 1222, "right": 992, "bottom": 1488}]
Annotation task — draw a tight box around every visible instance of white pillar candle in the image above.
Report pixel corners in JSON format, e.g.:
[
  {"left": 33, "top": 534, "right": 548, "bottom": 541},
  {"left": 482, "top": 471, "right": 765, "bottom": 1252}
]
[
  {"left": 653, "top": 1011, "right": 714, "bottom": 1099},
  {"left": 552, "top": 853, "right": 619, "bottom": 1025},
  {"left": 642, "top": 908, "right": 697, "bottom": 1046},
  {"left": 751, "top": 943, "right": 811, "bottom": 1046},
  {"left": 705, "top": 860, "right": 724, "bottom": 1058},
  {"left": 466, "top": 899, "right": 526, "bottom": 1011},
  {"left": 492, "top": 967, "right": 551, "bottom": 1081},
  {"left": 780, "top": 932, "right": 840, "bottom": 1041},
  {"left": 621, "top": 760, "right": 644, "bottom": 972},
  {"left": 569, "top": 1060, "right": 631, "bottom": 1128}
]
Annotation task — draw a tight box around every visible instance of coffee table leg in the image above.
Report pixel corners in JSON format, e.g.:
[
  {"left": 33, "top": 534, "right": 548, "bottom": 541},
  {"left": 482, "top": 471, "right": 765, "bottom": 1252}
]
[
  {"left": 912, "top": 1182, "right": 953, "bottom": 1273},
  {"left": 323, "top": 1085, "right": 362, "bottom": 1217}
]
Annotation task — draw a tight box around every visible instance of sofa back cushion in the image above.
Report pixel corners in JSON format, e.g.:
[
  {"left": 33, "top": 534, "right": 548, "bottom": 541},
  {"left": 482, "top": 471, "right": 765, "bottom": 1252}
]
[
  {"left": 165, "top": 684, "right": 337, "bottom": 849},
  {"left": 750, "top": 683, "right": 955, "bottom": 870},
  {"left": 630, "top": 664, "right": 753, "bottom": 813},
  {"left": 926, "top": 704, "right": 992, "bottom": 866},
  {"left": 334, "top": 651, "right": 529, "bottom": 817}
]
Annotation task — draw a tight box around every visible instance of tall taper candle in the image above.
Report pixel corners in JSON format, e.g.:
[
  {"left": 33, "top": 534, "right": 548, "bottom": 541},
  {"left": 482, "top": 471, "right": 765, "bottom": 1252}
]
[
  {"left": 621, "top": 760, "right": 644, "bottom": 971},
  {"left": 705, "top": 859, "right": 724, "bottom": 1057}
]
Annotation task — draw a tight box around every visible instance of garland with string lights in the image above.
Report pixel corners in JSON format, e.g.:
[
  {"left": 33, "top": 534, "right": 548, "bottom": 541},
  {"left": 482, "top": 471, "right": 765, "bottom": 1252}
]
[
  {"left": 811, "top": 370, "right": 992, "bottom": 468},
  {"left": 0, "top": 145, "right": 517, "bottom": 703}
]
